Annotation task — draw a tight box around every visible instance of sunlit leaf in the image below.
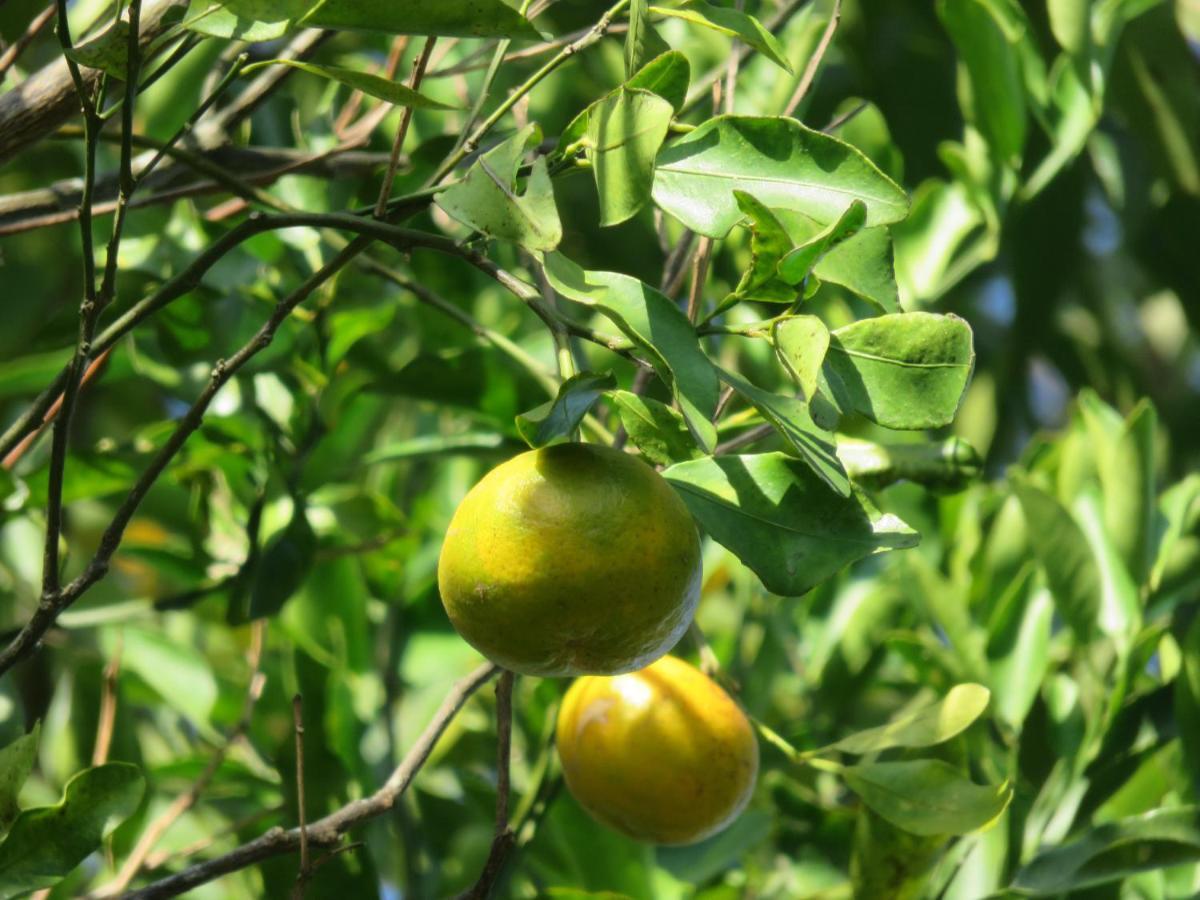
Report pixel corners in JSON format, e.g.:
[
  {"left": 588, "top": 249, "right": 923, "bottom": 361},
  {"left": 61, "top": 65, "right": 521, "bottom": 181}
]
[
  {"left": 516, "top": 372, "right": 615, "bottom": 448},
  {"left": 843, "top": 759, "right": 1012, "bottom": 837}
]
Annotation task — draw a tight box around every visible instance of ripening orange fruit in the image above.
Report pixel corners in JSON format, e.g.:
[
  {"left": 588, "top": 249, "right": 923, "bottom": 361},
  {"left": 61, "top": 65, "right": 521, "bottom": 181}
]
[
  {"left": 556, "top": 655, "right": 759, "bottom": 845},
  {"left": 437, "top": 443, "right": 702, "bottom": 677}
]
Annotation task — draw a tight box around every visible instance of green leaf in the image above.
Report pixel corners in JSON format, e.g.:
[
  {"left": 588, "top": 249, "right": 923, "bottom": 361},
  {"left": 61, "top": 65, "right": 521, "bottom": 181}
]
[
  {"left": 1080, "top": 393, "right": 1157, "bottom": 585},
  {"left": 777, "top": 201, "right": 868, "bottom": 285},
  {"left": 436, "top": 124, "right": 562, "bottom": 251},
  {"left": 0, "top": 763, "right": 145, "bottom": 899},
  {"left": 822, "top": 313, "right": 975, "bottom": 430},
  {"left": 1178, "top": 617, "right": 1200, "bottom": 787},
  {"left": 1072, "top": 488, "right": 1141, "bottom": 645},
  {"left": 842, "top": 759, "right": 1012, "bottom": 837},
  {"left": 1011, "top": 807, "right": 1200, "bottom": 895},
  {"left": 663, "top": 453, "right": 918, "bottom": 596},
  {"left": 0, "top": 349, "right": 73, "bottom": 400},
  {"left": 627, "top": 51, "right": 690, "bottom": 113},
  {"left": 835, "top": 436, "right": 982, "bottom": 493},
  {"left": 772, "top": 315, "right": 829, "bottom": 402},
  {"left": 113, "top": 626, "right": 218, "bottom": 726},
  {"left": 717, "top": 369, "right": 849, "bottom": 497},
  {"left": 987, "top": 578, "right": 1054, "bottom": 731},
  {"left": 250, "top": 500, "right": 317, "bottom": 619},
  {"left": 64, "top": 20, "right": 130, "bottom": 79},
  {"left": 0, "top": 725, "right": 38, "bottom": 837},
  {"left": 652, "top": 116, "right": 909, "bottom": 238},
  {"left": 821, "top": 684, "right": 991, "bottom": 755},
  {"left": 1150, "top": 474, "right": 1200, "bottom": 592},
  {"left": 186, "top": 0, "right": 542, "bottom": 40},
  {"left": 811, "top": 227, "right": 900, "bottom": 314},
  {"left": 649, "top": 1, "right": 792, "bottom": 74},
  {"left": 725, "top": 191, "right": 797, "bottom": 307},
  {"left": 1047, "top": 0, "right": 1091, "bottom": 54},
  {"left": 587, "top": 88, "right": 674, "bottom": 226},
  {"left": 240, "top": 59, "right": 457, "bottom": 109},
  {"left": 364, "top": 432, "right": 509, "bottom": 464},
  {"left": 936, "top": 0, "right": 1028, "bottom": 165},
  {"left": 542, "top": 252, "right": 719, "bottom": 451},
  {"left": 611, "top": 391, "right": 701, "bottom": 466},
  {"left": 1013, "top": 480, "right": 1100, "bottom": 643},
  {"left": 625, "top": 0, "right": 650, "bottom": 77},
  {"left": 516, "top": 372, "right": 615, "bottom": 448}
]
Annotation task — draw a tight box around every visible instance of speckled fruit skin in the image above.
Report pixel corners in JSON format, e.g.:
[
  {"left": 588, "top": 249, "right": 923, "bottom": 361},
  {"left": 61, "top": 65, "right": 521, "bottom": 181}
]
[
  {"left": 437, "top": 443, "right": 702, "bottom": 677},
  {"left": 556, "top": 655, "right": 759, "bottom": 845}
]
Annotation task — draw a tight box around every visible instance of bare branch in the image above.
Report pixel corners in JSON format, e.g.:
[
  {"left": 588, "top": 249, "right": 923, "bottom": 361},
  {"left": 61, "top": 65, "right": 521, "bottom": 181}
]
[
  {"left": 122, "top": 663, "right": 500, "bottom": 899},
  {"left": 375, "top": 37, "right": 437, "bottom": 217},
  {"left": 784, "top": 0, "right": 841, "bottom": 118},
  {"left": 462, "top": 670, "right": 516, "bottom": 900},
  {"left": 0, "top": 4, "right": 56, "bottom": 85}
]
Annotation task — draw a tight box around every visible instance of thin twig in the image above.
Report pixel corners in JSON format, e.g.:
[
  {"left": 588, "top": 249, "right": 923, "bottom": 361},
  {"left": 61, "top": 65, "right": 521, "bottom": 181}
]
[
  {"left": 715, "top": 422, "right": 774, "bottom": 455},
  {"left": 822, "top": 99, "right": 868, "bottom": 133},
  {"left": 462, "top": 670, "right": 516, "bottom": 900},
  {"left": 92, "top": 635, "right": 123, "bottom": 765},
  {"left": 291, "top": 694, "right": 310, "bottom": 898},
  {"left": 783, "top": 0, "right": 841, "bottom": 117},
  {"left": 89, "top": 622, "right": 267, "bottom": 897},
  {"left": 0, "top": 4, "right": 56, "bottom": 84},
  {"left": 123, "top": 663, "right": 500, "bottom": 900},
  {"left": 375, "top": 37, "right": 437, "bottom": 217}
]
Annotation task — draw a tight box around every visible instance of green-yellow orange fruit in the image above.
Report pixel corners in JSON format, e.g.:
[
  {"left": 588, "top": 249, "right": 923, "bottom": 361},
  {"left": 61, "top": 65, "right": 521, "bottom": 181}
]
[
  {"left": 437, "top": 443, "right": 702, "bottom": 677},
  {"left": 556, "top": 655, "right": 759, "bottom": 845}
]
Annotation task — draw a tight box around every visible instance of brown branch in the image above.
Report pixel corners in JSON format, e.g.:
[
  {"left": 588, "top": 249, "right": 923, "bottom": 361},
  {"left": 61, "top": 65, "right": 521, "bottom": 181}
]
[
  {"left": 91, "top": 635, "right": 122, "bottom": 765},
  {"left": 88, "top": 622, "right": 266, "bottom": 897},
  {"left": 783, "top": 0, "right": 841, "bottom": 118},
  {"left": 291, "top": 694, "right": 310, "bottom": 898},
  {"left": 715, "top": 422, "right": 775, "bottom": 455},
  {"left": 375, "top": 37, "right": 437, "bottom": 217},
  {"left": 0, "top": 0, "right": 188, "bottom": 164},
  {"left": 122, "top": 663, "right": 500, "bottom": 899},
  {"left": 462, "top": 670, "right": 516, "bottom": 900}
]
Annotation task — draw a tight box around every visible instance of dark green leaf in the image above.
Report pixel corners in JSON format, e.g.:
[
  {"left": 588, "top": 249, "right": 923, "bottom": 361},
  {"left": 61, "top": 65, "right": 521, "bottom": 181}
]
[
  {"left": 587, "top": 88, "right": 674, "bottom": 226},
  {"left": 772, "top": 315, "right": 829, "bottom": 402},
  {"left": 717, "top": 368, "right": 849, "bottom": 497},
  {"left": 652, "top": 116, "right": 909, "bottom": 238},
  {"left": 240, "top": 59, "right": 457, "bottom": 109},
  {"left": 516, "top": 372, "right": 616, "bottom": 448},
  {"left": 542, "top": 252, "right": 719, "bottom": 451},
  {"left": 611, "top": 391, "right": 700, "bottom": 466},
  {"left": 1013, "top": 480, "right": 1101, "bottom": 643},
  {"left": 0, "top": 763, "right": 144, "bottom": 899},
  {"left": 437, "top": 124, "right": 562, "bottom": 251},
  {"left": 1151, "top": 474, "right": 1200, "bottom": 592},
  {"left": 0, "top": 725, "right": 38, "bottom": 837},
  {"left": 663, "top": 453, "right": 918, "bottom": 596},
  {"left": 822, "top": 313, "right": 974, "bottom": 430},
  {"left": 0, "top": 350, "right": 73, "bottom": 400},
  {"left": 250, "top": 501, "right": 317, "bottom": 619},
  {"left": 1178, "top": 617, "right": 1200, "bottom": 788},
  {"left": 842, "top": 759, "right": 1012, "bottom": 837},
  {"left": 185, "top": 0, "right": 542, "bottom": 39},
  {"left": 627, "top": 51, "right": 690, "bottom": 113},
  {"left": 777, "top": 200, "right": 867, "bottom": 285},
  {"left": 1011, "top": 807, "right": 1200, "bottom": 895},
  {"left": 821, "top": 684, "right": 991, "bottom": 755},
  {"left": 936, "top": 0, "right": 1028, "bottom": 164},
  {"left": 649, "top": 1, "right": 792, "bottom": 74},
  {"left": 625, "top": 0, "right": 650, "bottom": 77}
]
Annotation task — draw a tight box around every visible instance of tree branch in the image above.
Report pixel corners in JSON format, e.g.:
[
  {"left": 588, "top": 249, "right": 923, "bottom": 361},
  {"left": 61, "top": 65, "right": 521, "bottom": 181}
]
[
  {"left": 462, "top": 670, "right": 516, "bottom": 900},
  {"left": 122, "top": 663, "right": 500, "bottom": 899}
]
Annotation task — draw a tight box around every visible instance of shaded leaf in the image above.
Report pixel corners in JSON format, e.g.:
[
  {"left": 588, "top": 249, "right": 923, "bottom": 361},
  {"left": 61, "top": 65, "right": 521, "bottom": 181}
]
[
  {"left": 773, "top": 315, "right": 829, "bottom": 401},
  {"left": 113, "top": 626, "right": 218, "bottom": 726},
  {"left": 822, "top": 684, "right": 991, "bottom": 755},
  {"left": 611, "top": 391, "right": 701, "bottom": 466},
  {"left": 777, "top": 201, "right": 867, "bottom": 285},
  {"left": 843, "top": 759, "right": 1012, "bottom": 837},
  {"left": 240, "top": 59, "right": 457, "bottom": 108},
  {"left": 542, "top": 252, "right": 719, "bottom": 451},
  {"left": 625, "top": 0, "right": 650, "bottom": 77},
  {"left": 516, "top": 372, "right": 615, "bottom": 448},
  {"left": 64, "top": 20, "right": 130, "bottom": 79},
  {"left": 0, "top": 725, "right": 38, "bottom": 837},
  {"left": 1011, "top": 807, "right": 1200, "bottom": 895},
  {"left": 186, "top": 0, "right": 542, "bottom": 40},
  {"left": 1151, "top": 474, "right": 1200, "bottom": 592},
  {"left": 650, "top": 1, "right": 792, "bottom": 74},
  {"left": 250, "top": 500, "right": 317, "bottom": 619},
  {"left": 812, "top": 227, "right": 900, "bottom": 313},
  {"left": 725, "top": 191, "right": 797, "bottom": 307},
  {"left": 1178, "top": 617, "right": 1200, "bottom": 788},
  {"left": 822, "top": 313, "right": 975, "bottom": 430},
  {"left": 627, "top": 50, "right": 690, "bottom": 113},
  {"left": 437, "top": 124, "right": 561, "bottom": 251},
  {"left": 652, "top": 116, "right": 909, "bottom": 238},
  {"left": 588, "top": 88, "right": 674, "bottom": 226},
  {"left": 0, "top": 763, "right": 144, "bottom": 899},
  {"left": 717, "top": 368, "right": 849, "bottom": 497},
  {"left": 663, "top": 453, "right": 918, "bottom": 596}
]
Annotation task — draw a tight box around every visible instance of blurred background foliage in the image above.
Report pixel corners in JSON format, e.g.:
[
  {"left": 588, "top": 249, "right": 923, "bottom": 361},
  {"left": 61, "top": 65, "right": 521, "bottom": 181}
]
[{"left": 0, "top": 0, "right": 1198, "bottom": 897}]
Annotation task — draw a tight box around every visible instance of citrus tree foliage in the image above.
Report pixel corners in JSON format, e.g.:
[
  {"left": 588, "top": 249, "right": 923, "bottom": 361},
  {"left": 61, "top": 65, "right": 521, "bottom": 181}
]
[{"left": 0, "top": 0, "right": 1197, "bottom": 897}]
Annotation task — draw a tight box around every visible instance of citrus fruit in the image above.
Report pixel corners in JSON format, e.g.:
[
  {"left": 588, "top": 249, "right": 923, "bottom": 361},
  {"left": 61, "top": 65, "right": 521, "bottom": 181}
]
[
  {"left": 437, "top": 442, "right": 701, "bottom": 677},
  {"left": 556, "top": 655, "right": 758, "bottom": 845}
]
